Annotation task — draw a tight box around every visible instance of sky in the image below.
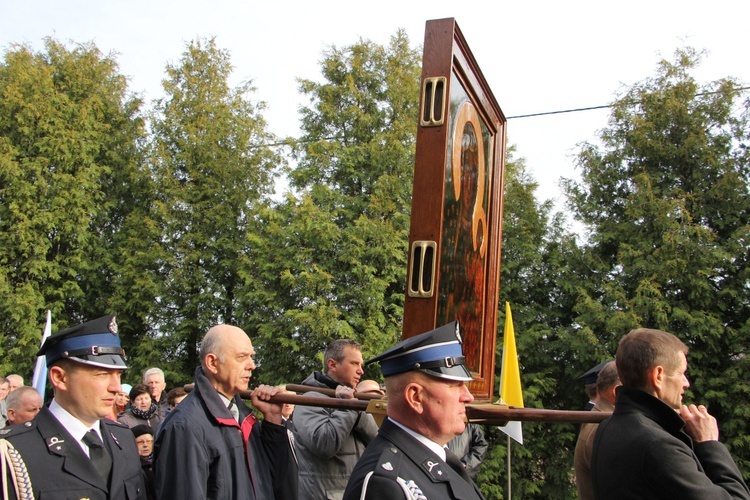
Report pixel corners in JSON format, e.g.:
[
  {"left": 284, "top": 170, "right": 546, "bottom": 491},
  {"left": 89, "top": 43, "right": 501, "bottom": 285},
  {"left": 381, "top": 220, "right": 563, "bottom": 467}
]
[{"left": 2, "top": 0, "right": 749, "bottom": 213}]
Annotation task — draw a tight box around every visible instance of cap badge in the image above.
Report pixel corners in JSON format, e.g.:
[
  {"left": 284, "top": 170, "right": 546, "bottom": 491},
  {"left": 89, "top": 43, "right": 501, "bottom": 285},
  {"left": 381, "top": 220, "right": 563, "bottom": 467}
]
[
  {"left": 108, "top": 316, "right": 118, "bottom": 335},
  {"left": 454, "top": 322, "right": 462, "bottom": 343}
]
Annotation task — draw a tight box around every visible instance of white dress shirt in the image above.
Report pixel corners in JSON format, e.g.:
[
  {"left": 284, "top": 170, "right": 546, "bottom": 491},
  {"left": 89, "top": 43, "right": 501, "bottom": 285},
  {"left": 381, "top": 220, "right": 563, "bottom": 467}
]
[
  {"left": 388, "top": 417, "right": 447, "bottom": 461},
  {"left": 48, "top": 399, "right": 104, "bottom": 458}
]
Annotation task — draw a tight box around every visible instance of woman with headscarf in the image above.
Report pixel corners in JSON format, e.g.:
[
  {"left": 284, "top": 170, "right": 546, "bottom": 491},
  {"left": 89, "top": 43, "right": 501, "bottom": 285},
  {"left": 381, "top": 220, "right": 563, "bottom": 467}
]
[{"left": 118, "top": 384, "right": 163, "bottom": 429}]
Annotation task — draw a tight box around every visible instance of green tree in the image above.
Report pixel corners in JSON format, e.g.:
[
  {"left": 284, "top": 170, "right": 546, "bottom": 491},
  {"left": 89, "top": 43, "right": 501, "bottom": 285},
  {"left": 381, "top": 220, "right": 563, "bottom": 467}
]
[
  {"left": 477, "top": 148, "right": 587, "bottom": 499},
  {"left": 564, "top": 48, "right": 750, "bottom": 473},
  {"left": 240, "top": 31, "right": 421, "bottom": 385},
  {"left": 0, "top": 38, "right": 148, "bottom": 378},
  {"left": 148, "top": 37, "right": 282, "bottom": 384}
]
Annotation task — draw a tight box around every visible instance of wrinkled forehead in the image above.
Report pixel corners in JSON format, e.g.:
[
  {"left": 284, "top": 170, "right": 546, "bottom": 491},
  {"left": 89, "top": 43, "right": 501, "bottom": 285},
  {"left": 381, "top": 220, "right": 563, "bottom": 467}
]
[{"left": 225, "top": 334, "right": 255, "bottom": 357}]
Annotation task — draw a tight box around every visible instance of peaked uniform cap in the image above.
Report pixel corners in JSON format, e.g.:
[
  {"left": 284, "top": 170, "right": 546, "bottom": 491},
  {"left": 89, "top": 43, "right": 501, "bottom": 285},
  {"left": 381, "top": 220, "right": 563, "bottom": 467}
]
[
  {"left": 578, "top": 359, "right": 614, "bottom": 385},
  {"left": 367, "top": 321, "right": 473, "bottom": 381},
  {"left": 37, "top": 314, "right": 128, "bottom": 369}
]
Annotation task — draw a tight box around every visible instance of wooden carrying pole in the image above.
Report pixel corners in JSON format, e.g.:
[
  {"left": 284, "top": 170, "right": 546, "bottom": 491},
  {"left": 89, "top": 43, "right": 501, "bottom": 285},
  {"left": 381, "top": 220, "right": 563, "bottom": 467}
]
[
  {"left": 284, "top": 383, "right": 384, "bottom": 400},
  {"left": 184, "top": 384, "right": 610, "bottom": 425}
]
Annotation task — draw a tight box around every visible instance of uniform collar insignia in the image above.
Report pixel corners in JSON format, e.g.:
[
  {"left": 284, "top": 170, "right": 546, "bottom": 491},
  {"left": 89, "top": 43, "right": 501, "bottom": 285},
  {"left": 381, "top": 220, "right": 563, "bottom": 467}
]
[
  {"left": 47, "top": 435, "right": 67, "bottom": 454},
  {"left": 421, "top": 458, "right": 448, "bottom": 481}
]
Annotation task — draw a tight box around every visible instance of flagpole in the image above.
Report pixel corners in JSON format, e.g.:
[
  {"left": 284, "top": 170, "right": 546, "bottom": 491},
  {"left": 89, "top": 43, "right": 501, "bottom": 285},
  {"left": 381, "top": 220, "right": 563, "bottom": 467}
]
[
  {"left": 507, "top": 434, "right": 512, "bottom": 500},
  {"left": 500, "top": 301, "right": 523, "bottom": 499}
]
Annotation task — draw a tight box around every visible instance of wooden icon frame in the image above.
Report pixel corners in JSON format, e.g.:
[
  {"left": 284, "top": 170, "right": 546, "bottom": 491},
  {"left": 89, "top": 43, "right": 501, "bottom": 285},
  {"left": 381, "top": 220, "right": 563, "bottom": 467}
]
[{"left": 403, "top": 18, "right": 507, "bottom": 402}]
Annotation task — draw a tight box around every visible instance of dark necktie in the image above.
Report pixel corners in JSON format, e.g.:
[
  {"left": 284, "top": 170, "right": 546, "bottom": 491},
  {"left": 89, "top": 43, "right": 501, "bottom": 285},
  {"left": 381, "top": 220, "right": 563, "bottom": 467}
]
[
  {"left": 83, "top": 429, "right": 112, "bottom": 484},
  {"left": 445, "top": 448, "right": 472, "bottom": 484}
]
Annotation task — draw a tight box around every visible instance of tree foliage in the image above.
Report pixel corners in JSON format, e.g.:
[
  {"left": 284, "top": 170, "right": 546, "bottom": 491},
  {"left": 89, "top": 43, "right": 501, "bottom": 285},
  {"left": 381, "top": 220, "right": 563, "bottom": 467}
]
[
  {"left": 241, "top": 31, "right": 421, "bottom": 385},
  {"left": 481, "top": 48, "right": 750, "bottom": 498},
  {"left": 0, "top": 39, "right": 148, "bottom": 378},
  {"left": 477, "top": 149, "right": 586, "bottom": 499},
  {"left": 147, "top": 37, "right": 282, "bottom": 384},
  {"left": 564, "top": 47, "right": 750, "bottom": 474}
]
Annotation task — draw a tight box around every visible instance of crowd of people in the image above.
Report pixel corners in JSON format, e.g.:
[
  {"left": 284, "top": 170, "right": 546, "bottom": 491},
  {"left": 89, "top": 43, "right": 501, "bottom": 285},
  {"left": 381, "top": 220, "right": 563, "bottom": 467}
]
[{"left": 0, "top": 315, "right": 747, "bottom": 499}]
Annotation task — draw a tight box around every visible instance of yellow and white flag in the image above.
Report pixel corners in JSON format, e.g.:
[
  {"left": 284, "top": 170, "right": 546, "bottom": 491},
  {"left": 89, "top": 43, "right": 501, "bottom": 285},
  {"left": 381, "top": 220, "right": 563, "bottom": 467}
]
[{"left": 499, "top": 302, "right": 524, "bottom": 444}]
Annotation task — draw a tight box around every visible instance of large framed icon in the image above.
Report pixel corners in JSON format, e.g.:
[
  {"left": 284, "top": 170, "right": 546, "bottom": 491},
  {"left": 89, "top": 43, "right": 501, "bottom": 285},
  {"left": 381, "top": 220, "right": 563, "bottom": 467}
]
[{"left": 403, "top": 18, "right": 507, "bottom": 402}]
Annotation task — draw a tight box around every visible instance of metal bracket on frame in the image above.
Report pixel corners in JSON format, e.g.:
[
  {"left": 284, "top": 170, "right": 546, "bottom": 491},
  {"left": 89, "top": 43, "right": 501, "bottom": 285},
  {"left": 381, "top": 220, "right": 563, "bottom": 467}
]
[
  {"left": 419, "top": 77, "right": 447, "bottom": 127},
  {"left": 408, "top": 240, "right": 437, "bottom": 297}
]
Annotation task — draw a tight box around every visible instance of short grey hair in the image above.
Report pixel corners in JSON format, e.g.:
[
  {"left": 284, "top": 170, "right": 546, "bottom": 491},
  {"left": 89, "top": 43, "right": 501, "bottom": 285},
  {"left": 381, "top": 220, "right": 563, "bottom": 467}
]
[
  {"left": 143, "top": 367, "right": 165, "bottom": 382},
  {"left": 6, "top": 386, "right": 40, "bottom": 411}
]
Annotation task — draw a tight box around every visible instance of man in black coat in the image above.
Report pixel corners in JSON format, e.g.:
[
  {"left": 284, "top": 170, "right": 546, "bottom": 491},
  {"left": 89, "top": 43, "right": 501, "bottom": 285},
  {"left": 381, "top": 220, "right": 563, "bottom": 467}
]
[
  {"left": 446, "top": 422, "right": 488, "bottom": 481},
  {"left": 0, "top": 315, "right": 147, "bottom": 499},
  {"left": 343, "top": 321, "right": 484, "bottom": 500},
  {"left": 591, "top": 328, "right": 750, "bottom": 499}
]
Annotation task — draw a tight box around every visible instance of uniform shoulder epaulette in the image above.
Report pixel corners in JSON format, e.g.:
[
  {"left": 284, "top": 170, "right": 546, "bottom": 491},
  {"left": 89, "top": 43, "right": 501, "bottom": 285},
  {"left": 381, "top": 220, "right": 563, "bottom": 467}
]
[
  {"left": 363, "top": 446, "right": 428, "bottom": 500},
  {"left": 0, "top": 420, "right": 37, "bottom": 438},
  {"left": 371, "top": 445, "right": 404, "bottom": 479}
]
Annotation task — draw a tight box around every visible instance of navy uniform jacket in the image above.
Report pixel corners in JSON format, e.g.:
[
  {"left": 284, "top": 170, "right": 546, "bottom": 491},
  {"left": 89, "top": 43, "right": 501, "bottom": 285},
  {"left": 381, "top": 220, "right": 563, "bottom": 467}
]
[
  {"left": 0, "top": 406, "right": 147, "bottom": 499},
  {"left": 343, "top": 418, "right": 484, "bottom": 500}
]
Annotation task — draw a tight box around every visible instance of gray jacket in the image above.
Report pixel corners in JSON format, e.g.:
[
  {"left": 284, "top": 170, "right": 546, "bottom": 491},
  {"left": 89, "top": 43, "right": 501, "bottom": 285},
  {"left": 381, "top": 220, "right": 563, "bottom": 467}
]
[{"left": 293, "top": 372, "right": 378, "bottom": 500}]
